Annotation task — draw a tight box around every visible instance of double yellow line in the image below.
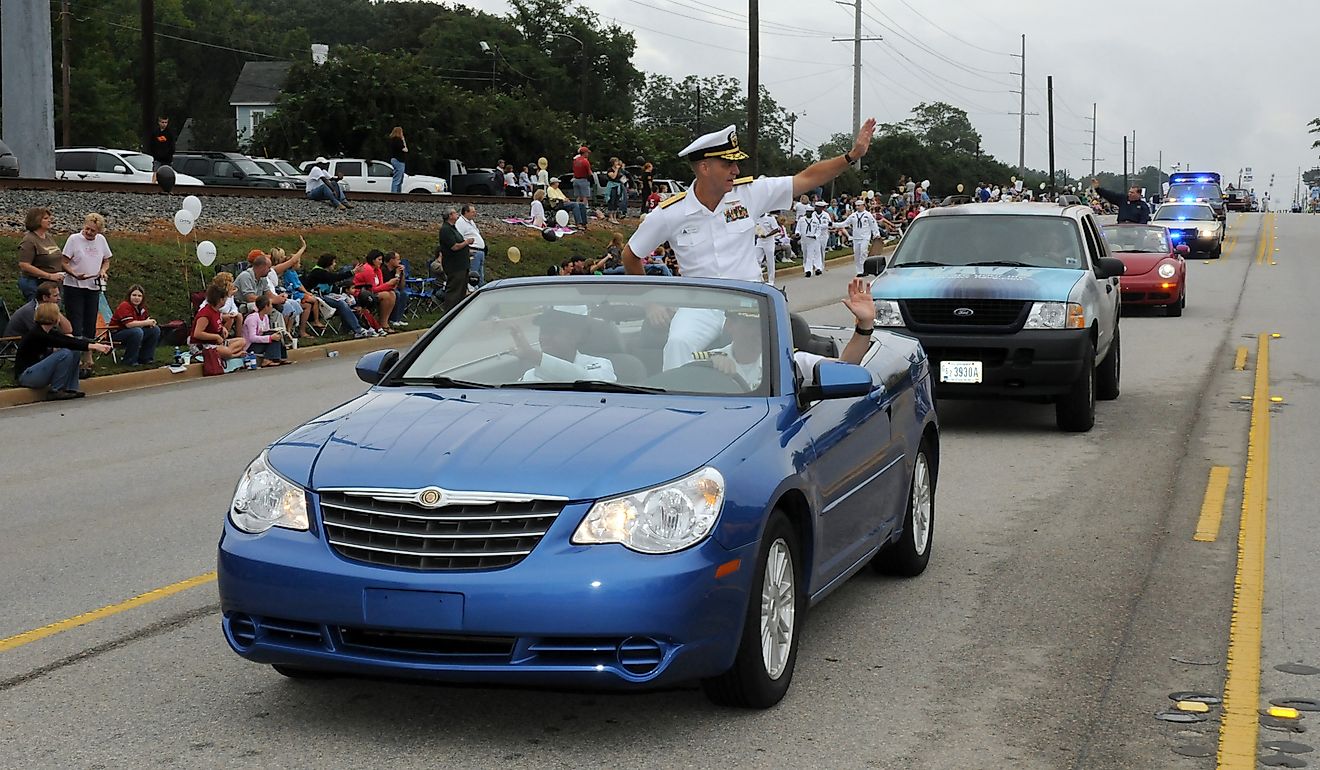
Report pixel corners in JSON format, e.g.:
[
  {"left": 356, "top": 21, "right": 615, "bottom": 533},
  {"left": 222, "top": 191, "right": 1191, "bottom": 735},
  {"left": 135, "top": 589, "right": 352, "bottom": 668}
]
[{"left": 1254, "top": 212, "right": 1276, "bottom": 266}]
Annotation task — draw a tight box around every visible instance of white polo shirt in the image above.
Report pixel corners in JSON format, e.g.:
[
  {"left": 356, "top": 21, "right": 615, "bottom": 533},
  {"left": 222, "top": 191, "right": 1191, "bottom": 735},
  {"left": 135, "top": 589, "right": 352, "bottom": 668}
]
[{"left": 627, "top": 176, "right": 793, "bottom": 282}]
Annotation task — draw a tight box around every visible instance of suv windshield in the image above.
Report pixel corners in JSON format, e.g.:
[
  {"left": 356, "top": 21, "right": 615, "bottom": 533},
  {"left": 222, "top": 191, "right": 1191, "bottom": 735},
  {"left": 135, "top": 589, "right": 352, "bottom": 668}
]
[
  {"left": 122, "top": 153, "right": 154, "bottom": 173},
  {"left": 233, "top": 158, "right": 265, "bottom": 176},
  {"left": 1154, "top": 205, "right": 1215, "bottom": 221},
  {"left": 273, "top": 160, "right": 300, "bottom": 176},
  {"left": 397, "top": 282, "right": 774, "bottom": 396},
  {"left": 890, "top": 215, "right": 1085, "bottom": 269},
  {"left": 1167, "top": 183, "right": 1222, "bottom": 201},
  {"left": 1102, "top": 225, "right": 1170, "bottom": 253}
]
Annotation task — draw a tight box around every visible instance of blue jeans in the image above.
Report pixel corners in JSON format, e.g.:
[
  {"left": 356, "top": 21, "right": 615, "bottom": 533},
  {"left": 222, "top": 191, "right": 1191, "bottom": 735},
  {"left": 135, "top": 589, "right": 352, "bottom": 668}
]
[
  {"left": 557, "top": 202, "right": 588, "bottom": 226},
  {"left": 308, "top": 185, "right": 347, "bottom": 206},
  {"left": 470, "top": 249, "right": 486, "bottom": 287},
  {"left": 319, "top": 295, "right": 362, "bottom": 332},
  {"left": 390, "top": 290, "right": 408, "bottom": 323},
  {"left": 17, "top": 274, "right": 41, "bottom": 302},
  {"left": 111, "top": 325, "right": 161, "bottom": 365},
  {"left": 390, "top": 158, "right": 405, "bottom": 193},
  {"left": 249, "top": 340, "right": 286, "bottom": 361},
  {"left": 19, "top": 348, "right": 81, "bottom": 392}
]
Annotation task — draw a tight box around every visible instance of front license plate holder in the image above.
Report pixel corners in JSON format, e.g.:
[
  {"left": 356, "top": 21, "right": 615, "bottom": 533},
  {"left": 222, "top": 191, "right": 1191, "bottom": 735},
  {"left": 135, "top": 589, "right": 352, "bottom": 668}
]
[
  {"left": 940, "top": 360, "right": 983, "bottom": 384},
  {"left": 363, "top": 588, "right": 465, "bottom": 631}
]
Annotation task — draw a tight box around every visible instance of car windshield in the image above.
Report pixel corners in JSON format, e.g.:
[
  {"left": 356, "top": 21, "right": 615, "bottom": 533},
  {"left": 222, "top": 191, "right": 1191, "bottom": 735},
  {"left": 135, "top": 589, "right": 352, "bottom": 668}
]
[
  {"left": 889, "top": 215, "right": 1085, "bottom": 269},
  {"left": 1103, "top": 225, "right": 1170, "bottom": 253},
  {"left": 122, "top": 153, "right": 154, "bottom": 173},
  {"left": 396, "top": 282, "right": 774, "bottom": 396},
  {"left": 1154, "top": 205, "right": 1215, "bottom": 221},
  {"left": 274, "top": 160, "right": 300, "bottom": 176},
  {"left": 233, "top": 158, "right": 264, "bottom": 175},
  {"left": 1167, "top": 183, "right": 1222, "bottom": 201}
]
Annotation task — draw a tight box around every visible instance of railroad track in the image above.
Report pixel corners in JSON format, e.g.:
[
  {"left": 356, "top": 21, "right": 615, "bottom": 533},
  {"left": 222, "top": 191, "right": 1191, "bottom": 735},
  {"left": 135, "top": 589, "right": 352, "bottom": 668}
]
[{"left": 0, "top": 177, "right": 516, "bottom": 205}]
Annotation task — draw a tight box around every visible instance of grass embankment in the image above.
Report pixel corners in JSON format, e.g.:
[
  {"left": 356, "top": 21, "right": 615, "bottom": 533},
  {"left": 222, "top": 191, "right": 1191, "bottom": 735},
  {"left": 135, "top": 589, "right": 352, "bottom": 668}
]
[{"left": 0, "top": 223, "right": 624, "bottom": 388}]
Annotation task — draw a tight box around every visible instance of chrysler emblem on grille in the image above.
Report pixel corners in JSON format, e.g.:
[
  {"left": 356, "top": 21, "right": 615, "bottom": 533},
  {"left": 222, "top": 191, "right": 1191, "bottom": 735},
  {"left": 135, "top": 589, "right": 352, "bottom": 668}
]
[
  {"left": 953, "top": 307, "right": 975, "bottom": 317},
  {"left": 417, "top": 487, "right": 446, "bottom": 508}
]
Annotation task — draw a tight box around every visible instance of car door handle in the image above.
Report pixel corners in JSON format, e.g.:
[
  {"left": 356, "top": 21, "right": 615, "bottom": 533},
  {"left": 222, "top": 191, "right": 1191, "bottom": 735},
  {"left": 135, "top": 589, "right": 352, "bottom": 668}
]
[{"left": 1105, "top": 283, "right": 1113, "bottom": 293}]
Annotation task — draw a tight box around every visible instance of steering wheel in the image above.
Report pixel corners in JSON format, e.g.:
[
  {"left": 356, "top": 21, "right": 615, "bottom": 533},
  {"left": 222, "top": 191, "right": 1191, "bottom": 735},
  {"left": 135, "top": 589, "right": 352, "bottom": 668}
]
[{"left": 684, "top": 358, "right": 752, "bottom": 392}]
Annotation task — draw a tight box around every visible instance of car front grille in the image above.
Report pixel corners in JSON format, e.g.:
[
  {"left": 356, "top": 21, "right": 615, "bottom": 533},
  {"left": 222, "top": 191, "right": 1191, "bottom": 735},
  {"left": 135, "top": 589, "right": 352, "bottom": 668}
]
[
  {"left": 318, "top": 488, "right": 566, "bottom": 571},
  {"left": 1168, "top": 227, "right": 1199, "bottom": 243},
  {"left": 900, "top": 299, "right": 1029, "bottom": 331}
]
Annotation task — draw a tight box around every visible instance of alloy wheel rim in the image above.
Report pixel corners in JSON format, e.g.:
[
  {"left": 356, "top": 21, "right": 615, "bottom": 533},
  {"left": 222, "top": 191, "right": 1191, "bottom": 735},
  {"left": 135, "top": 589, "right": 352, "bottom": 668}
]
[
  {"left": 760, "top": 538, "right": 795, "bottom": 680},
  {"left": 912, "top": 454, "right": 932, "bottom": 555}
]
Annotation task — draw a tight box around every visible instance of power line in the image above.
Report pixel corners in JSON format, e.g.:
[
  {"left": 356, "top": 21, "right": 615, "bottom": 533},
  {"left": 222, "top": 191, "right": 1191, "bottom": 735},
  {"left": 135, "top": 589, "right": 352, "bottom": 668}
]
[
  {"left": 650, "top": 0, "right": 834, "bottom": 36},
  {"left": 616, "top": 0, "right": 830, "bottom": 39},
  {"left": 893, "top": 0, "right": 1016, "bottom": 57},
  {"left": 861, "top": 0, "right": 1016, "bottom": 83}
]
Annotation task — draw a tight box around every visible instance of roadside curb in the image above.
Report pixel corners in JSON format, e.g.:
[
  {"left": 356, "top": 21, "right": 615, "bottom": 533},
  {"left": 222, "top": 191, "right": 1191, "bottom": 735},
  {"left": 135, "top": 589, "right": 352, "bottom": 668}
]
[{"left": 0, "top": 329, "right": 426, "bottom": 410}]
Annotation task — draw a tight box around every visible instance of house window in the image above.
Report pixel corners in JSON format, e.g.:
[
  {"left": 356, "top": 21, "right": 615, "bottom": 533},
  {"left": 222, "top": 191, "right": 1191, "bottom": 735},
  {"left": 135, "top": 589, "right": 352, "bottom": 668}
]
[{"left": 250, "top": 110, "right": 266, "bottom": 134}]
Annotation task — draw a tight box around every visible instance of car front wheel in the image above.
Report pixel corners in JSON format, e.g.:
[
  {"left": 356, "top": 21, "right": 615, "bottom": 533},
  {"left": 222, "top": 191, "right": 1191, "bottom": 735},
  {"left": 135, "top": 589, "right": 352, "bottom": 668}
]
[
  {"left": 702, "top": 510, "right": 802, "bottom": 709},
  {"left": 1168, "top": 294, "right": 1184, "bottom": 317},
  {"left": 1055, "top": 344, "right": 1096, "bottom": 432}
]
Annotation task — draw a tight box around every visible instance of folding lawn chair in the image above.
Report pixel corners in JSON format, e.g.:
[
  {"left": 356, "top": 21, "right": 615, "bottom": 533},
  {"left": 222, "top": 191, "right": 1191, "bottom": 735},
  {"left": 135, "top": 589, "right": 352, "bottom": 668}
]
[
  {"left": 94, "top": 292, "right": 120, "bottom": 364},
  {"left": 401, "top": 259, "right": 439, "bottom": 316},
  {"left": 0, "top": 296, "right": 21, "bottom": 370}
]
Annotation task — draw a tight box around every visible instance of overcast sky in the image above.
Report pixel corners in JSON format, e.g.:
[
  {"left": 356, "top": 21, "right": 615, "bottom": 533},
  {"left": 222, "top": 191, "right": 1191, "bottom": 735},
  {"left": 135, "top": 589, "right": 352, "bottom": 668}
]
[{"left": 456, "top": 0, "right": 1317, "bottom": 199}]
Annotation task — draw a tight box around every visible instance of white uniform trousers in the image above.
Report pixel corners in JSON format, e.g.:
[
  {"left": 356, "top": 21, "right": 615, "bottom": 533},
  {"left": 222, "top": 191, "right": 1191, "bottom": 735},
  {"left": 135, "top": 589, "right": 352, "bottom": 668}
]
[
  {"left": 802, "top": 236, "right": 824, "bottom": 274},
  {"left": 852, "top": 238, "right": 871, "bottom": 275},
  {"left": 663, "top": 308, "right": 726, "bottom": 370},
  {"left": 755, "top": 237, "right": 776, "bottom": 284}
]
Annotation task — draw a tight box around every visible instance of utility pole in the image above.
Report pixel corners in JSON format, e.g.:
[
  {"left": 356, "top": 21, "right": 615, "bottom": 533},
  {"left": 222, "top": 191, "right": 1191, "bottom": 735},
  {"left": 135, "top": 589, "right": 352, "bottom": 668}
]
[
  {"left": 141, "top": 0, "right": 155, "bottom": 148},
  {"left": 787, "top": 113, "right": 798, "bottom": 159},
  {"left": 60, "top": 0, "right": 71, "bottom": 147},
  {"left": 695, "top": 83, "right": 702, "bottom": 134},
  {"left": 833, "top": 0, "right": 880, "bottom": 168},
  {"left": 1131, "top": 129, "right": 1136, "bottom": 175},
  {"left": 1046, "top": 75, "right": 1055, "bottom": 198},
  {"left": 1010, "top": 34, "right": 1026, "bottom": 178},
  {"left": 1088, "top": 103, "right": 1097, "bottom": 176},
  {"left": 747, "top": 0, "right": 759, "bottom": 173},
  {"left": 1122, "top": 135, "right": 1128, "bottom": 191}
]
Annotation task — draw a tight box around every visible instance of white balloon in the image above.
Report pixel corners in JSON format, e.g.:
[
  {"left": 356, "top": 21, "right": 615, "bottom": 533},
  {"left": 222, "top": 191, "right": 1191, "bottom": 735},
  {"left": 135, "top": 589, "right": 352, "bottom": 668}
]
[
  {"left": 182, "top": 195, "right": 202, "bottom": 218},
  {"left": 554, "top": 209, "right": 570, "bottom": 228},
  {"left": 173, "top": 209, "right": 195, "bottom": 236},
  {"left": 197, "top": 240, "right": 217, "bottom": 266},
  {"left": 921, "top": 180, "right": 931, "bottom": 189}
]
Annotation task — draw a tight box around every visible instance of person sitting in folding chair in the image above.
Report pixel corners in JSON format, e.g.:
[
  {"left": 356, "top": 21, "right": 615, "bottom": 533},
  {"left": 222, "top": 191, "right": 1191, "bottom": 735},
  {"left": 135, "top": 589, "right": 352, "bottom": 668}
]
[{"left": 305, "top": 253, "right": 378, "bottom": 338}]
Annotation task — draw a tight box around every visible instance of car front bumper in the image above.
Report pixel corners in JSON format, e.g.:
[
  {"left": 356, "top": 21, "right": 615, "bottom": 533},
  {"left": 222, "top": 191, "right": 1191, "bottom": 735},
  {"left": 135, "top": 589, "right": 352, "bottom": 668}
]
[
  {"left": 217, "top": 502, "right": 757, "bottom": 688},
  {"left": 1120, "top": 273, "right": 1183, "bottom": 305},
  {"left": 894, "top": 327, "right": 1091, "bottom": 398}
]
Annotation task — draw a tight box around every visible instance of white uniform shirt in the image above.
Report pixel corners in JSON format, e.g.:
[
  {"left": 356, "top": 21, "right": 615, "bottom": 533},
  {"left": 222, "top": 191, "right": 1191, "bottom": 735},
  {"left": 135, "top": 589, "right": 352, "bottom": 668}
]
[
  {"left": 306, "top": 166, "right": 331, "bottom": 194},
  {"left": 841, "top": 210, "right": 878, "bottom": 241},
  {"left": 699, "top": 344, "right": 828, "bottom": 390},
  {"left": 521, "top": 351, "right": 617, "bottom": 383},
  {"left": 753, "top": 213, "right": 778, "bottom": 240},
  {"left": 628, "top": 176, "right": 793, "bottom": 282},
  {"left": 801, "top": 210, "right": 828, "bottom": 239},
  {"left": 456, "top": 215, "right": 485, "bottom": 250},
  {"left": 793, "top": 201, "right": 811, "bottom": 219}
]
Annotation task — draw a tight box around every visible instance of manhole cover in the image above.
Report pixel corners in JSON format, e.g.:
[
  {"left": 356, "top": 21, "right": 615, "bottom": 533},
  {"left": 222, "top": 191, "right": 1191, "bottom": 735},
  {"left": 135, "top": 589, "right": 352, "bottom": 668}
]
[{"left": 1276, "top": 664, "right": 1320, "bottom": 676}]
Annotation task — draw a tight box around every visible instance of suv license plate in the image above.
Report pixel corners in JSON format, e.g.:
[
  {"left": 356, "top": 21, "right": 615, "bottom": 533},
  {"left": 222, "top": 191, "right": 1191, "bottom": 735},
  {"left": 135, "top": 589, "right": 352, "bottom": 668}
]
[{"left": 940, "top": 360, "right": 983, "bottom": 384}]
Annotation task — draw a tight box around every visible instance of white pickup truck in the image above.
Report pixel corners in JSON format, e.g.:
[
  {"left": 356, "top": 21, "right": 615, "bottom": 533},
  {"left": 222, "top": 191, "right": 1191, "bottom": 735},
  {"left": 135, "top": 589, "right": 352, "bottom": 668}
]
[{"left": 298, "top": 158, "right": 449, "bottom": 195}]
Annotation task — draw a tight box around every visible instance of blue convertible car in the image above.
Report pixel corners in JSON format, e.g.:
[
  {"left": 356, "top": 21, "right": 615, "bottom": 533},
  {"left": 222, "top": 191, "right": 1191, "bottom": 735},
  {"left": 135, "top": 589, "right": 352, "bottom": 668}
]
[{"left": 218, "top": 276, "right": 938, "bottom": 708}]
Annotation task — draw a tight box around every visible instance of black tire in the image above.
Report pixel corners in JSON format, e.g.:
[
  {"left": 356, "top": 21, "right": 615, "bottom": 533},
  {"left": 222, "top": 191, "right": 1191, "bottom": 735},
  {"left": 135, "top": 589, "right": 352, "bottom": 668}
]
[
  {"left": 1167, "top": 294, "right": 1184, "bottom": 317},
  {"left": 272, "top": 664, "right": 334, "bottom": 680},
  {"left": 702, "top": 510, "right": 803, "bottom": 709},
  {"left": 407, "top": 188, "right": 431, "bottom": 195},
  {"left": 1211, "top": 241, "right": 1222, "bottom": 258},
  {"left": 873, "top": 439, "right": 936, "bottom": 577},
  {"left": 1097, "top": 326, "right": 1120, "bottom": 401},
  {"left": 1055, "top": 344, "right": 1096, "bottom": 432}
]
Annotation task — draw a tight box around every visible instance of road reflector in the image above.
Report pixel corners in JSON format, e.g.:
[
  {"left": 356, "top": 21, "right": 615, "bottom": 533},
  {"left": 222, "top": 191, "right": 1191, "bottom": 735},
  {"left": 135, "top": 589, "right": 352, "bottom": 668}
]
[
  {"left": 1271, "top": 333, "right": 1282, "bottom": 339},
  {"left": 1240, "top": 395, "right": 1253, "bottom": 401},
  {"left": 1270, "top": 396, "right": 1284, "bottom": 403},
  {"left": 1267, "top": 706, "right": 1302, "bottom": 720},
  {"left": 1178, "top": 700, "right": 1212, "bottom": 713}
]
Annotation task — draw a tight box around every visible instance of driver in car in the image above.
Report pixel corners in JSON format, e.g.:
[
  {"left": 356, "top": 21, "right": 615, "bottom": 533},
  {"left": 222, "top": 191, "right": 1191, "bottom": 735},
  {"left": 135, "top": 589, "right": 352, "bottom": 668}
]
[
  {"left": 694, "top": 278, "right": 878, "bottom": 390},
  {"left": 511, "top": 308, "right": 618, "bottom": 383}
]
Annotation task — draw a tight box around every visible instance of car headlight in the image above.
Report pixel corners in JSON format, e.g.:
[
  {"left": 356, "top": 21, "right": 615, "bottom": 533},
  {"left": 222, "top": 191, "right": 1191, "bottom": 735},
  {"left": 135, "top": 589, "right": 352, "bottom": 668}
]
[
  {"left": 1158, "top": 262, "right": 1177, "bottom": 279},
  {"left": 280, "top": 181, "right": 293, "bottom": 189},
  {"left": 573, "top": 467, "right": 724, "bottom": 554},
  {"left": 230, "top": 450, "right": 308, "bottom": 534},
  {"left": 874, "top": 299, "right": 903, "bottom": 327},
  {"left": 1023, "top": 301, "right": 1085, "bottom": 329},
  {"left": 1198, "top": 227, "right": 1216, "bottom": 237}
]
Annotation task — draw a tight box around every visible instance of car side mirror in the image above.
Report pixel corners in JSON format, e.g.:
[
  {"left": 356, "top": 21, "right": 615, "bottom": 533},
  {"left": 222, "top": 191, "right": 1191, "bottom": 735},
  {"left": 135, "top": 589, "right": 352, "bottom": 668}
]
[
  {"left": 1175, "top": 244, "right": 1190, "bottom": 255},
  {"left": 799, "top": 361, "right": 873, "bottom": 403},
  {"left": 356, "top": 349, "right": 399, "bottom": 384},
  {"left": 1096, "top": 256, "right": 1126, "bottom": 278},
  {"left": 113, "top": 165, "right": 128, "bottom": 174},
  {"left": 862, "top": 256, "right": 887, "bottom": 276}
]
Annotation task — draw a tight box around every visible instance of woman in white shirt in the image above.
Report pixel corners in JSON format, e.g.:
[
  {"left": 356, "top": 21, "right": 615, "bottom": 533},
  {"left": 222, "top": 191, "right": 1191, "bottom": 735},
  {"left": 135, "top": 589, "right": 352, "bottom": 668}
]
[{"left": 530, "top": 190, "right": 547, "bottom": 228}]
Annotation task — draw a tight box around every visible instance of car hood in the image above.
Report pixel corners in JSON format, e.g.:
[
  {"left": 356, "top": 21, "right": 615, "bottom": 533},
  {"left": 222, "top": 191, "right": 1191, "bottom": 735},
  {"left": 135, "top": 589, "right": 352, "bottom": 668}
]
[
  {"left": 1111, "top": 251, "right": 1175, "bottom": 275},
  {"left": 268, "top": 390, "right": 769, "bottom": 501},
  {"left": 872, "top": 265, "right": 1084, "bottom": 302}
]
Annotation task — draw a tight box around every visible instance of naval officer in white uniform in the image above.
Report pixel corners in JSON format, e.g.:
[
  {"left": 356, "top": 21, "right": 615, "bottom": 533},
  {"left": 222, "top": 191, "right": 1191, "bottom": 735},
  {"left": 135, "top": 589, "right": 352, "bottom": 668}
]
[
  {"left": 624, "top": 119, "right": 876, "bottom": 369},
  {"left": 836, "top": 199, "right": 880, "bottom": 276},
  {"left": 753, "top": 211, "right": 780, "bottom": 284}
]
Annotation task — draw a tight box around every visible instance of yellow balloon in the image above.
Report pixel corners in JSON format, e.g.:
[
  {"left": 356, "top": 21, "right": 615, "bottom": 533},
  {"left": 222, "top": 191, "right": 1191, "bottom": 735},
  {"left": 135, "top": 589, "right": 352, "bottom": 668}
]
[
  {"left": 507, "top": 246, "right": 521, "bottom": 263},
  {"left": 537, "top": 157, "right": 548, "bottom": 170},
  {"left": 1010, "top": 176, "right": 1017, "bottom": 183},
  {"left": 957, "top": 183, "right": 965, "bottom": 193}
]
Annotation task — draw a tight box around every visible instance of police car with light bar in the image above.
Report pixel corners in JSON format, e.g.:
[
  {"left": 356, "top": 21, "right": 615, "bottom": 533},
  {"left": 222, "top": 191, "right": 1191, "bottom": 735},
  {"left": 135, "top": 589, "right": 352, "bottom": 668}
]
[{"left": 1166, "top": 172, "right": 1226, "bottom": 221}]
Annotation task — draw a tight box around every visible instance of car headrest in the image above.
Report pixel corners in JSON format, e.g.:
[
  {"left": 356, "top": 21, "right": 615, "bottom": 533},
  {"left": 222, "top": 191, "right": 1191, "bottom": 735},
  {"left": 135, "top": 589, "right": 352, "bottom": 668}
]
[{"left": 789, "top": 313, "right": 838, "bottom": 358}]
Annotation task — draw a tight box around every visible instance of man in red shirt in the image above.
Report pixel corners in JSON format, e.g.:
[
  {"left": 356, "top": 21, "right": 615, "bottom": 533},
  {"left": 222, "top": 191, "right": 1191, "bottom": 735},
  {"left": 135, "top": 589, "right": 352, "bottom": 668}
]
[{"left": 571, "top": 146, "right": 593, "bottom": 212}]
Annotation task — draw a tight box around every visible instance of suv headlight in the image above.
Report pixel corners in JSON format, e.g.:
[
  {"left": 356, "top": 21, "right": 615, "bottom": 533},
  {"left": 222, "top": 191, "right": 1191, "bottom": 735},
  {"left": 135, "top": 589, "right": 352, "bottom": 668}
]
[
  {"left": 573, "top": 467, "right": 724, "bottom": 554},
  {"left": 1198, "top": 226, "right": 1217, "bottom": 237},
  {"left": 874, "top": 299, "right": 903, "bottom": 327},
  {"left": 230, "top": 450, "right": 308, "bottom": 533},
  {"left": 1024, "top": 301, "right": 1085, "bottom": 329},
  {"left": 1158, "top": 262, "right": 1177, "bottom": 279},
  {"left": 279, "top": 181, "right": 293, "bottom": 189}
]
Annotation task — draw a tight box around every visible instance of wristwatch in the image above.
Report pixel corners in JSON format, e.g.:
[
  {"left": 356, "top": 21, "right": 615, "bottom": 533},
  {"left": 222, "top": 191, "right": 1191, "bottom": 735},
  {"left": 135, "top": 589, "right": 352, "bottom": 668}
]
[
  {"left": 855, "top": 325, "right": 872, "bottom": 336},
  {"left": 843, "top": 150, "right": 855, "bottom": 164}
]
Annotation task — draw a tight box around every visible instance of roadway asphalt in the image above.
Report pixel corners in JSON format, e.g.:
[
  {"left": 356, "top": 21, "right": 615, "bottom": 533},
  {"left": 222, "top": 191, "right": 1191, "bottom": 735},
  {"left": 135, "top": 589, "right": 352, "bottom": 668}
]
[{"left": 1, "top": 212, "right": 1313, "bottom": 769}]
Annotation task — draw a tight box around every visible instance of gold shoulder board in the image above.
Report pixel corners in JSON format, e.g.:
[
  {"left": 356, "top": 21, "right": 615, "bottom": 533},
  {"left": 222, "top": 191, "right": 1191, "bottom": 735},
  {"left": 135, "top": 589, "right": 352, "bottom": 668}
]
[
  {"left": 732, "top": 176, "right": 755, "bottom": 186},
  {"left": 657, "top": 192, "right": 687, "bottom": 209}
]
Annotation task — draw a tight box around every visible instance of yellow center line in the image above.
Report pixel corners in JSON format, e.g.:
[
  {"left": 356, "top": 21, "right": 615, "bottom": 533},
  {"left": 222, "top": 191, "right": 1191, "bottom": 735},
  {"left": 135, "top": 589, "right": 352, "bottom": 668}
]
[
  {"left": 1193, "top": 466, "right": 1231, "bottom": 542},
  {"left": 1233, "top": 346, "right": 1248, "bottom": 371},
  {"left": 1217, "top": 334, "right": 1272, "bottom": 768},
  {"left": 0, "top": 571, "right": 217, "bottom": 653}
]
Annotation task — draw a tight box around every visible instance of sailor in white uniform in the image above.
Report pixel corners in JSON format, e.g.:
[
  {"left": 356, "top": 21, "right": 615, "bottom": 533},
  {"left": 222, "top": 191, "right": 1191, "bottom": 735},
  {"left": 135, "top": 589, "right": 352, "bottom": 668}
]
[
  {"left": 797, "top": 201, "right": 828, "bottom": 276},
  {"left": 511, "top": 308, "right": 617, "bottom": 383},
  {"left": 753, "top": 211, "right": 780, "bottom": 284},
  {"left": 623, "top": 120, "right": 878, "bottom": 369},
  {"left": 836, "top": 199, "right": 880, "bottom": 276}
]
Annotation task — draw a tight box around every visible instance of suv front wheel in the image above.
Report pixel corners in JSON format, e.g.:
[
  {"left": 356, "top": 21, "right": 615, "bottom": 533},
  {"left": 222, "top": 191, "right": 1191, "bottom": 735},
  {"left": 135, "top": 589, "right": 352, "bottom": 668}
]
[{"left": 1056, "top": 344, "right": 1096, "bottom": 432}]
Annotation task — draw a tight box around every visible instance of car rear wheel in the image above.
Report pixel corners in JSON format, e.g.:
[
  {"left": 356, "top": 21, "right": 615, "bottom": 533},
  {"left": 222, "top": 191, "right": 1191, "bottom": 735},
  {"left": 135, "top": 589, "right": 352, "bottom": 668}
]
[
  {"left": 1097, "top": 327, "right": 1120, "bottom": 401},
  {"left": 1055, "top": 345, "right": 1096, "bottom": 432},
  {"left": 702, "top": 510, "right": 802, "bottom": 709},
  {"left": 407, "top": 188, "right": 432, "bottom": 195},
  {"left": 873, "top": 440, "right": 936, "bottom": 577}
]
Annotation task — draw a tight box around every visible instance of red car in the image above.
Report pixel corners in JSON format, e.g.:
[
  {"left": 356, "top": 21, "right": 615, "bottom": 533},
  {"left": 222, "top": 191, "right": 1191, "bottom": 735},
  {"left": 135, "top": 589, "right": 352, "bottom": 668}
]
[{"left": 1102, "top": 224, "right": 1188, "bottom": 317}]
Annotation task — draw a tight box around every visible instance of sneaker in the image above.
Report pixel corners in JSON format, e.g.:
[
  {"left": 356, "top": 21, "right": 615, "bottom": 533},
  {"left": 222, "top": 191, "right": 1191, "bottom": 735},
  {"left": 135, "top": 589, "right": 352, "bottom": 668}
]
[
  {"left": 46, "top": 390, "right": 79, "bottom": 401},
  {"left": 353, "top": 328, "right": 373, "bottom": 338},
  {"left": 804, "top": 273, "right": 813, "bottom": 278},
  {"left": 391, "top": 320, "right": 408, "bottom": 328},
  {"left": 64, "top": 390, "right": 86, "bottom": 398},
  {"left": 815, "top": 270, "right": 823, "bottom": 276}
]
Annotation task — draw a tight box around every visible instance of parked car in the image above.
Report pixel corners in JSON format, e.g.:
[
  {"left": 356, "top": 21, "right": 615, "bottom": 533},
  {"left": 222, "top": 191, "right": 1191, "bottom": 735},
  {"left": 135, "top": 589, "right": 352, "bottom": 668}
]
[
  {"left": 55, "top": 147, "right": 205, "bottom": 186},
  {"left": 173, "top": 152, "right": 295, "bottom": 189},
  {"left": 867, "top": 201, "right": 1124, "bottom": 432},
  {"left": 434, "top": 159, "right": 505, "bottom": 195},
  {"left": 1151, "top": 202, "right": 1223, "bottom": 257},
  {"left": 217, "top": 275, "right": 939, "bottom": 708},
  {"left": 297, "top": 158, "right": 449, "bottom": 195},
  {"left": 651, "top": 178, "right": 688, "bottom": 200},
  {"left": 249, "top": 157, "right": 309, "bottom": 187},
  {"left": 0, "top": 139, "right": 18, "bottom": 177},
  {"left": 1102, "top": 224, "right": 1188, "bottom": 316}
]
